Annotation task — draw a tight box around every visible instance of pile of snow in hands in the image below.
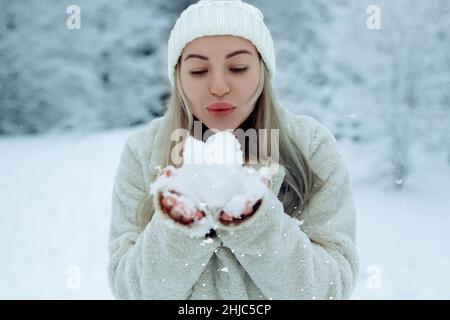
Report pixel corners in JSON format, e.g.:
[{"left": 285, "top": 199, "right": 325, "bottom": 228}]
[{"left": 149, "top": 131, "right": 274, "bottom": 237}]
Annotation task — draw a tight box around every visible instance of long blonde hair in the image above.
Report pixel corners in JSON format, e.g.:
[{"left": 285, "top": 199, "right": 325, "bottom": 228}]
[{"left": 135, "top": 57, "right": 324, "bottom": 227}]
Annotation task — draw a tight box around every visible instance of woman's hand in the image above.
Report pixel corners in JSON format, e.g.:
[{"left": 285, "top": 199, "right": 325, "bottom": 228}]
[
  {"left": 159, "top": 190, "right": 206, "bottom": 225},
  {"left": 218, "top": 177, "right": 269, "bottom": 225},
  {"left": 218, "top": 198, "right": 263, "bottom": 225},
  {"left": 158, "top": 166, "right": 206, "bottom": 225},
  {"left": 154, "top": 163, "right": 272, "bottom": 227}
]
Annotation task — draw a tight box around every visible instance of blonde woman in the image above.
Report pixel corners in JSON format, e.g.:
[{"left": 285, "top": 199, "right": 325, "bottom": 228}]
[{"left": 108, "top": 0, "right": 358, "bottom": 300}]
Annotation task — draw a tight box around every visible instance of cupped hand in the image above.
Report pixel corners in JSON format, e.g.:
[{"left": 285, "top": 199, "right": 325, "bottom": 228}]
[
  {"left": 159, "top": 190, "right": 206, "bottom": 225},
  {"left": 218, "top": 176, "right": 268, "bottom": 225},
  {"left": 158, "top": 167, "right": 206, "bottom": 225},
  {"left": 218, "top": 198, "right": 263, "bottom": 225}
]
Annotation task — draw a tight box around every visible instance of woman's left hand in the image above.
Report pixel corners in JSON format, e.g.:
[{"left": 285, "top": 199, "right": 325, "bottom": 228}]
[
  {"left": 218, "top": 177, "right": 269, "bottom": 225},
  {"left": 218, "top": 198, "right": 263, "bottom": 225}
]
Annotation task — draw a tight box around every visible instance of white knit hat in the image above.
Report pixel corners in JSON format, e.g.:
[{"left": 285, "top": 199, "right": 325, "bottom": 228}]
[{"left": 167, "top": 0, "right": 276, "bottom": 87}]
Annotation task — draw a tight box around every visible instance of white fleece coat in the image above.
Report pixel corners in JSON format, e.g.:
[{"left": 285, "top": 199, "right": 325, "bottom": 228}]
[{"left": 107, "top": 109, "right": 359, "bottom": 299}]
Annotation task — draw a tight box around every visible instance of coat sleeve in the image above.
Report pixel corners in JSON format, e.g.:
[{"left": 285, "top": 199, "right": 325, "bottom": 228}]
[
  {"left": 217, "top": 122, "right": 359, "bottom": 300},
  {"left": 107, "top": 132, "right": 221, "bottom": 299}
]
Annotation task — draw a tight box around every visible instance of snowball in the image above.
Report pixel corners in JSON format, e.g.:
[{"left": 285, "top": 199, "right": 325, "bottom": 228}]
[{"left": 183, "top": 130, "right": 243, "bottom": 166}]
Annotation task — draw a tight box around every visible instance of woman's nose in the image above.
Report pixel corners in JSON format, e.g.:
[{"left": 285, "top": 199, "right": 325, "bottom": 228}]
[{"left": 210, "top": 74, "right": 230, "bottom": 97}]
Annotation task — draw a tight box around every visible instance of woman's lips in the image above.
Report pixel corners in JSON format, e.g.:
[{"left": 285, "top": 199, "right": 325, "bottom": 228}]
[
  {"left": 206, "top": 102, "right": 236, "bottom": 118},
  {"left": 207, "top": 108, "right": 236, "bottom": 118}
]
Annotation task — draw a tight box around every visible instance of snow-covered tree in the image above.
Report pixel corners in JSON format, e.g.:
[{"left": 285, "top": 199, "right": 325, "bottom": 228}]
[
  {"left": 324, "top": 0, "right": 450, "bottom": 188},
  {"left": 0, "top": 0, "right": 195, "bottom": 135}
]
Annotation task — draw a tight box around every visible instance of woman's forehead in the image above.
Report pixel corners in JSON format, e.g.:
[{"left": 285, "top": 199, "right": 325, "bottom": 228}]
[{"left": 182, "top": 35, "right": 257, "bottom": 58}]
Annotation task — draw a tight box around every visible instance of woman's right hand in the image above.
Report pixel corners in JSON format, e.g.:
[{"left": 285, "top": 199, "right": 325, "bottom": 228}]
[
  {"left": 159, "top": 190, "right": 205, "bottom": 225},
  {"left": 158, "top": 167, "right": 206, "bottom": 225}
]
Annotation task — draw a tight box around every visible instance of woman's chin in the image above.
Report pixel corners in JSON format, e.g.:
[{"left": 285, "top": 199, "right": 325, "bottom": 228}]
[
  {"left": 203, "top": 119, "right": 238, "bottom": 131},
  {"left": 209, "top": 123, "right": 237, "bottom": 131}
]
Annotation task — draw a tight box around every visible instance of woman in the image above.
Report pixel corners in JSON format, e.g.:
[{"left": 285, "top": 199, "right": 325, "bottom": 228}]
[{"left": 108, "top": 0, "right": 359, "bottom": 300}]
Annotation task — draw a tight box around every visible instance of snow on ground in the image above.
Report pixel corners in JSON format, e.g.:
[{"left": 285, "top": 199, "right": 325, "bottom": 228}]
[
  {"left": 0, "top": 126, "right": 135, "bottom": 299},
  {"left": 340, "top": 139, "right": 450, "bottom": 299},
  {"left": 1, "top": 123, "right": 449, "bottom": 299}
]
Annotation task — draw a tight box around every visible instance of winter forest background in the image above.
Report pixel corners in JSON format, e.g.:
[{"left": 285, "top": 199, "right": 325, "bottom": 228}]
[{"left": 1, "top": 0, "right": 449, "bottom": 299}]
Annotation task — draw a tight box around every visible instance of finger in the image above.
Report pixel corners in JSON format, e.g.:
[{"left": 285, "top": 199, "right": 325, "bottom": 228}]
[
  {"left": 242, "top": 205, "right": 254, "bottom": 216},
  {"left": 169, "top": 203, "right": 184, "bottom": 220},
  {"left": 161, "top": 166, "right": 174, "bottom": 178},
  {"left": 161, "top": 194, "right": 177, "bottom": 209},
  {"left": 193, "top": 211, "right": 205, "bottom": 221},
  {"left": 180, "top": 213, "right": 194, "bottom": 224},
  {"left": 179, "top": 210, "right": 204, "bottom": 225},
  {"left": 159, "top": 195, "right": 170, "bottom": 213},
  {"left": 220, "top": 211, "right": 234, "bottom": 222}
]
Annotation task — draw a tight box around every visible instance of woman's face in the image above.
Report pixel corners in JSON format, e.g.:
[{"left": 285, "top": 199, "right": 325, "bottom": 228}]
[{"left": 180, "top": 35, "right": 261, "bottom": 131}]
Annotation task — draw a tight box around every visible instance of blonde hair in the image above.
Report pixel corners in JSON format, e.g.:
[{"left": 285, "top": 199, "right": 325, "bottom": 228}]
[{"left": 135, "top": 56, "right": 324, "bottom": 227}]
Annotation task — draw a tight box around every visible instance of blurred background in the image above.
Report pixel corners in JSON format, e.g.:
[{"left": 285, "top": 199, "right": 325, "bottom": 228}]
[{"left": 0, "top": 0, "right": 449, "bottom": 299}]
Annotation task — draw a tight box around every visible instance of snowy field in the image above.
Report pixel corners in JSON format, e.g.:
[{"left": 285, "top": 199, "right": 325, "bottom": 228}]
[{"left": 1, "top": 123, "right": 449, "bottom": 299}]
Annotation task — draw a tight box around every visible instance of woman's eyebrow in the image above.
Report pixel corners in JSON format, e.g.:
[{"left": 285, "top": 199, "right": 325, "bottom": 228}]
[{"left": 184, "top": 49, "right": 253, "bottom": 61}]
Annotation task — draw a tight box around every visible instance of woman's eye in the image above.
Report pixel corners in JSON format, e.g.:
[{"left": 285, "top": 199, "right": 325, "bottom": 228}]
[
  {"left": 190, "top": 67, "right": 248, "bottom": 76},
  {"left": 230, "top": 67, "right": 247, "bottom": 73},
  {"left": 190, "top": 70, "right": 207, "bottom": 76}
]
